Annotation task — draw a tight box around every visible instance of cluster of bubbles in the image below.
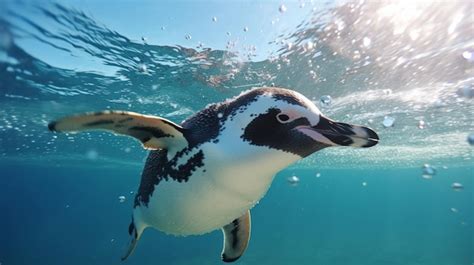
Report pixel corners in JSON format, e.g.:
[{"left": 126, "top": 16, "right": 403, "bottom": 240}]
[
  {"left": 421, "top": 164, "right": 465, "bottom": 192},
  {"left": 286, "top": 172, "right": 371, "bottom": 190},
  {"left": 287, "top": 172, "right": 326, "bottom": 188}
]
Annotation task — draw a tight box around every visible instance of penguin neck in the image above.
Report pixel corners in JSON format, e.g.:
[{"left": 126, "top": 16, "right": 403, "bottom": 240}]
[
  {"left": 215, "top": 144, "right": 300, "bottom": 207},
  {"left": 203, "top": 134, "right": 301, "bottom": 204}
]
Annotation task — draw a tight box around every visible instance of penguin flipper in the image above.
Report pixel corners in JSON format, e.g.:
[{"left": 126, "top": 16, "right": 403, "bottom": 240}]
[
  {"left": 122, "top": 216, "right": 146, "bottom": 261},
  {"left": 48, "top": 111, "right": 187, "bottom": 151},
  {"left": 221, "top": 210, "right": 251, "bottom": 263}
]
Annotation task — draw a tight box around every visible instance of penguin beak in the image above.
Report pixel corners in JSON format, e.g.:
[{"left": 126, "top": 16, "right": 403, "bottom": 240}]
[{"left": 296, "top": 116, "right": 379, "bottom": 148}]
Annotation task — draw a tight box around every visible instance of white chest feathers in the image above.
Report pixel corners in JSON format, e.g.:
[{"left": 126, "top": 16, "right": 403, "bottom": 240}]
[{"left": 136, "top": 140, "right": 299, "bottom": 236}]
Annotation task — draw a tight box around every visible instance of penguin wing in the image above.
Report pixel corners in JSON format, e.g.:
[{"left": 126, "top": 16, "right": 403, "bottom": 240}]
[
  {"left": 48, "top": 110, "right": 187, "bottom": 151},
  {"left": 221, "top": 210, "right": 251, "bottom": 262}
]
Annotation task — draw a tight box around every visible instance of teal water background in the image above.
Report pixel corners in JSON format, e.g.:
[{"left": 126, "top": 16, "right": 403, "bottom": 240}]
[
  {"left": 1, "top": 164, "right": 472, "bottom": 264},
  {"left": 0, "top": 1, "right": 472, "bottom": 264}
]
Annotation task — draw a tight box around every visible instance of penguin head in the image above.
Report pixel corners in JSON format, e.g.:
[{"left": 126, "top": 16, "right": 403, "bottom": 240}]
[{"left": 220, "top": 87, "right": 379, "bottom": 158}]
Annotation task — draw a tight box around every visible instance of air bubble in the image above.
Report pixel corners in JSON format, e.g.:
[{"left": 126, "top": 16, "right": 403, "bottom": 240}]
[
  {"left": 433, "top": 99, "right": 446, "bottom": 108},
  {"left": 418, "top": 120, "right": 425, "bottom": 129},
  {"left": 118, "top": 195, "right": 126, "bottom": 203},
  {"left": 468, "top": 133, "right": 474, "bottom": 145},
  {"left": 279, "top": 4, "right": 287, "bottom": 13},
  {"left": 451, "top": 182, "right": 464, "bottom": 191},
  {"left": 462, "top": 50, "right": 473, "bottom": 62},
  {"left": 382, "top": 116, "right": 395, "bottom": 128},
  {"left": 304, "top": 41, "right": 314, "bottom": 51},
  {"left": 0, "top": 27, "right": 13, "bottom": 50},
  {"left": 362, "top": 182, "right": 367, "bottom": 186},
  {"left": 137, "top": 64, "right": 148, "bottom": 73},
  {"left": 320, "top": 95, "right": 332, "bottom": 107},
  {"left": 422, "top": 164, "right": 436, "bottom": 179},
  {"left": 315, "top": 172, "right": 321, "bottom": 178},
  {"left": 456, "top": 84, "right": 473, "bottom": 99},
  {"left": 383, "top": 89, "right": 392, "bottom": 95},
  {"left": 450, "top": 207, "right": 458, "bottom": 213},
  {"left": 363, "top": 37, "right": 371, "bottom": 47},
  {"left": 212, "top": 16, "right": 218, "bottom": 22},
  {"left": 287, "top": 175, "right": 300, "bottom": 186},
  {"left": 86, "top": 150, "right": 98, "bottom": 160},
  {"left": 185, "top": 34, "right": 192, "bottom": 40},
  {"left": 217, "top": 113, "right": 223, "bottom": 118},
  {"left": 243, "top": 27, "right": 249, "bottom": 32}
]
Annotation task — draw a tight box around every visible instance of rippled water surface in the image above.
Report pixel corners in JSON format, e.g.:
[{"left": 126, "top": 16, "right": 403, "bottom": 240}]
[{"left": 0, "top": 1, "right": 472, "bottom": 264}]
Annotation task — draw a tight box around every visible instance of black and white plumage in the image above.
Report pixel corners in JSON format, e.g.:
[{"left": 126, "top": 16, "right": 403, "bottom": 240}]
[{"left": 48, "top": 87, "right": 379, "bottom": 262}]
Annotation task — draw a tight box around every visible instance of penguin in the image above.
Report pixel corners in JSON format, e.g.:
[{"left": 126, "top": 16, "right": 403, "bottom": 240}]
[{"left": 48, "top": 87, "right": 379, "bottom": 262}]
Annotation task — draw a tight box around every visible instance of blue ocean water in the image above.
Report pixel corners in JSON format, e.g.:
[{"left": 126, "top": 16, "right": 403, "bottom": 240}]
[{"left": 0, "top": 1, "right": 472, "bottom": 265}]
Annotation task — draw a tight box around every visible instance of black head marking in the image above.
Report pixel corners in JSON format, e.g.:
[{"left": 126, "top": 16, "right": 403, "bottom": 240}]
[
  {"left": 271, "top": 88, "right": 309, "bottom": 107},
  {"left": 181, "top": 87, "right": 312, "bottom": 148},
  {"left": 241, "top": 108, "right": 327, "bottom": 157}
]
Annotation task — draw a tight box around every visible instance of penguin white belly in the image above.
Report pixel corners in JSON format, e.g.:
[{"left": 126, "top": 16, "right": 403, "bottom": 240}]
[
  {"left": 138, "top": 171, "right": 255, "bottom": 236},
  {"left": 136, "top": 143, "right": 298, "bottom": 236}
]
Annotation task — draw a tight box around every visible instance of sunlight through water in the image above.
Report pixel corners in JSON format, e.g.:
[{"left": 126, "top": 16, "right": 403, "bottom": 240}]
[{"left": 0, "top": 0, "right": 472, "bottom": 169}]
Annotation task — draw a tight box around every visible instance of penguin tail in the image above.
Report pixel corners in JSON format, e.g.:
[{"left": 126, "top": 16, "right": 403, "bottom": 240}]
[{"left": 121, "top": 215, "right": 146, "bottom": 261}]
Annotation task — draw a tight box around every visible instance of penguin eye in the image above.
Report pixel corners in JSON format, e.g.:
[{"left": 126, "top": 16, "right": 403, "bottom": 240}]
[{"left": 276, "top": 113, "right": 291, "bottom": 123}]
